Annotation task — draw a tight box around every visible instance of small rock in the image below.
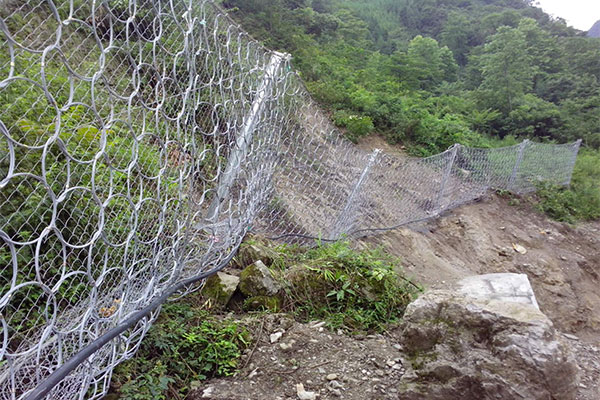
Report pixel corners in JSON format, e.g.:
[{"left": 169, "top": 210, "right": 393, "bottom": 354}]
[
  {"left": 403, "top": 370, "right": 418, "bottom": 381},
  {"left": 393, "top": 344, "right": 403, "bottom": 351},
  {"left": 562, "top": 333, "right": 579, "bottom": 341},
  {"left": 561, "top": 256, "right": 568, "bottom": 261},
  {"left": 329, "top": 389, "right": 342, "bottom": 397},
  {"left": 386, "top": 360, "right": 396, "bottom": 367},
  {"left": 236, "top": 243, "right": 275, "bottom": 267},
  {"left": 202, "top": 272, "right": 240, "bottom": 309},
  {"left": 296, "top": 383, "right": 317, "bottom": 400},
  {"left": 326, "top": 374, "right": 338, "bottom": 381},
  {"left": 329, "top": 380, "right": 343, "bottom": 390},
  {"left": 248, "top": 368, "right": 259, "bottom": 379},
  {"left": 499, "top": 247, "right": 511, "bottom": 257},
  {"left": 240, "top": 260, "right": 281, "bottom": 297},
  {"left": 270, "top": 331, "right": 283, "bottom": 343},
  {"left": 243, "top": 295, "right": 281, "bottom": 312},
  {"left": 512, "top": 243, "right": 527, "bottom": 254},
  {"left": 280, "top": 340, "right": 295, "bottom": 351},
  {"left": 202, "top": 386, "right": 214, "bottom": 398}
]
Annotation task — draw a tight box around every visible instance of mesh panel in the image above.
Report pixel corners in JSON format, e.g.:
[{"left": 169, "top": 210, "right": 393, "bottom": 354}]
[{"left": 0, "top": 1, "right": 582, "bottom": 399}]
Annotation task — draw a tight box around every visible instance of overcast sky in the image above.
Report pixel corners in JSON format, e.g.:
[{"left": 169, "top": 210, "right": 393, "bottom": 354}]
[{"left": 535, "top": 0, "right": 600, "bottom": 30}]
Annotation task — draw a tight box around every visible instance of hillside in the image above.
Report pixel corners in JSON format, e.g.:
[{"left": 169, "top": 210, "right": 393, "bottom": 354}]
[
  {"left": 1, "top": 2, "right": 597, "bottom": 400},
  {"left": 589, "top": 20, "right": 600, "bottom": 37},
  {"left": 221, "top": 0, "right": 599, "bottom": 149},
  {"left": 221, "top": 0, "right": 600, "bottom": 224}
]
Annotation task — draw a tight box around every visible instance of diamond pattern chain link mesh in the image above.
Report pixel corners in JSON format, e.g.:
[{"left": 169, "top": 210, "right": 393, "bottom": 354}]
[{"left": 0, "top": 1, "right": 581, "bottom": 399}]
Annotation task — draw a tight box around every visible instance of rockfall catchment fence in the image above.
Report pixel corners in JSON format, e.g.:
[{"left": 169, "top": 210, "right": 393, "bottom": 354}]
[{"left": 0, "top": 1, "right": 582, "bottom": 399}]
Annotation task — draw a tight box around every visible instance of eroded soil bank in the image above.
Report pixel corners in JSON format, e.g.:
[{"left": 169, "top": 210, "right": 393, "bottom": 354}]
[{"left": 192, "top": 194, "right": 599, "bottom": 400}]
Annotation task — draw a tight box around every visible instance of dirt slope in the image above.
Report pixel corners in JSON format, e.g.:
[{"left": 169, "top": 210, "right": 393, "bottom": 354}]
[
  {"left": 362, "top": 193, "right": 600, "bottom": 338},
  {"left": 194, "top": 194, "right": 599, "bottom": 400},
  {"left": 361, "top": 193, "right": 600, "bottom": 399}
]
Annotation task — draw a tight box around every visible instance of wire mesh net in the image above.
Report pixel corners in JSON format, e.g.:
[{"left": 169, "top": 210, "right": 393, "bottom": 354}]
[{"left": 0, "top": 1, "right": 582, "bottom": 399}]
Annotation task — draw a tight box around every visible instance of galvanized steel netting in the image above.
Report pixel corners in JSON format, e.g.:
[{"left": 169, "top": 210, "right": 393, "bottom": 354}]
[{"left": 0, "top": 1, "right": 581, "bottom": 398}]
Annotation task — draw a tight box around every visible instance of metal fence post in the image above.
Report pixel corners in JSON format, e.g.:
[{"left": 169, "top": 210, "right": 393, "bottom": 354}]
[
  {"left": 565, "top": 139, "right": 582, "bottom": 186},
  {"left": 436, "top": 144, "right": 459, "bottom": 211},
  {"left": 508, "top": 139, "right": 529, "bottom": 192},
  {"left": 329, "top": 149, "right": 381, "bottom": 240},
  {"left": 205, "top": 51, "right": 289, "bottom": 222}
]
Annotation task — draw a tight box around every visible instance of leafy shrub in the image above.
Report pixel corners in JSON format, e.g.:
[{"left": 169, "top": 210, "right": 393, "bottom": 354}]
[
  {"left": 111, "top": 303, "right": 250, "bottom": 400},
  {"left": 280, "top": 240, "right": 421, "bottom": 333},
  {"left": 333, "top": 110, "right": 374, "bottom": 142},
  {"left": 346, "top": 115, "right": 375, "bottom": 142},
  {"left": 535, "top": 149, "right": 600, "bottom": 223}
]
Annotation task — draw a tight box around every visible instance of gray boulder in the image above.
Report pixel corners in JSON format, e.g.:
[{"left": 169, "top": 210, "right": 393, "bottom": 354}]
[
  {"left": 202, "top": 272, "right": 240, "bottom": 309},
  {"left": 398, "top": 273, "right": 579, "bottom": 400},
  {"left": 235, "top": 240, "right": 277, "bottom": 268},
  {"left": 239, "top": 260, "right": 281, "bottom": 297}
]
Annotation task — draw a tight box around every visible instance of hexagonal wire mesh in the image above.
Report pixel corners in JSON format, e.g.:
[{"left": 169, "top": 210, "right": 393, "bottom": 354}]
[{"left": 0, "top": 1, "right": 581, "bottom": 399}]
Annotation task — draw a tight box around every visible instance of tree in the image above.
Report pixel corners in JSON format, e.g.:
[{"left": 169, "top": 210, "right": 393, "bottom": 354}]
[
  {"left": 440, "top": 12, "right": 476, "bottom": 65},
  {"left": 334, "top": 9, "right": 370, "bottom": 45},
  {"left": 477, "top": 25, "right": 533, "bottom": 114},
  {"left": 393, "top": 35, "right": 458, "bottom": 91}
]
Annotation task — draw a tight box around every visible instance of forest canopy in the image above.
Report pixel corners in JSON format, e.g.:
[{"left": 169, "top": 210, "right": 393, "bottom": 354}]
[{"left": 220, "top": 0, "right": 599, "bottom": 156}]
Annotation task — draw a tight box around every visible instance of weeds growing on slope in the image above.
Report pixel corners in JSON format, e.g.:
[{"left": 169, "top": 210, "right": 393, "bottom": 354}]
[
  {"left": 277, "top": 240, "right": 422, "bottom": 333},
  {"left": 535, "top": 148, "right": 600, "bottom": 223},
  {"left": 110, "top": 303, "right": 250, "bottom": 400}
]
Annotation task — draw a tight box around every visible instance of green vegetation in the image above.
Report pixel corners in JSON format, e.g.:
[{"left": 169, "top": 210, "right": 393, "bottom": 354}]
[
  {"left": 534, "top": 149, "right": 600, "bottom": 223},
  {"left": 109, "top": 238, "right": 420, "bottom": 398},
  {"left": 220, "top": 0, "right": 600, "bottom": 221},
  {"left": 272, "top": 240, "right": 421, "bottom": 333},
  {"left": 110, "top": 303, "right": 250, "bottom": 400},
  {"left": 220, "top": 0, "right": 599, "bottom": 151}
]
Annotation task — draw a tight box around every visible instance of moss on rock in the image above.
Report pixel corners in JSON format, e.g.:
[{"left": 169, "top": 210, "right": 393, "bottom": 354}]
[
  {"left": 239, "top": 260, "right": 281, "bottom": 297},
  {"left": 202, "top": 272, "right": 240, "bottom": 309},
  {"left": 243, "top": 295, "right": 282, "bottom": 312}
]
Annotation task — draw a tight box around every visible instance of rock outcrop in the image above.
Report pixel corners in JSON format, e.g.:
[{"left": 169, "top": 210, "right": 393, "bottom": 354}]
[
  {"left": 398, "top": 273, "right": 579, "bottom": 400},
  {"left": 235, "top": 241, "right": 277, "bottom": 268}
]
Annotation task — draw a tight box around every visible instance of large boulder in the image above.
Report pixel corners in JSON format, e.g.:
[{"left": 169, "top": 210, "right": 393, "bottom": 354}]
[
  {"left": 235, "top": 240, "right": 278, "bottom": 268},
  {"left": 239, "top": 260, "right": 281, "bottom": 297},
  {"left": 202, "top": 272, "right": 240, "bottom": 309},
  {"left": 398, "top": 273, "right": 579, "bottom": 400}
]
